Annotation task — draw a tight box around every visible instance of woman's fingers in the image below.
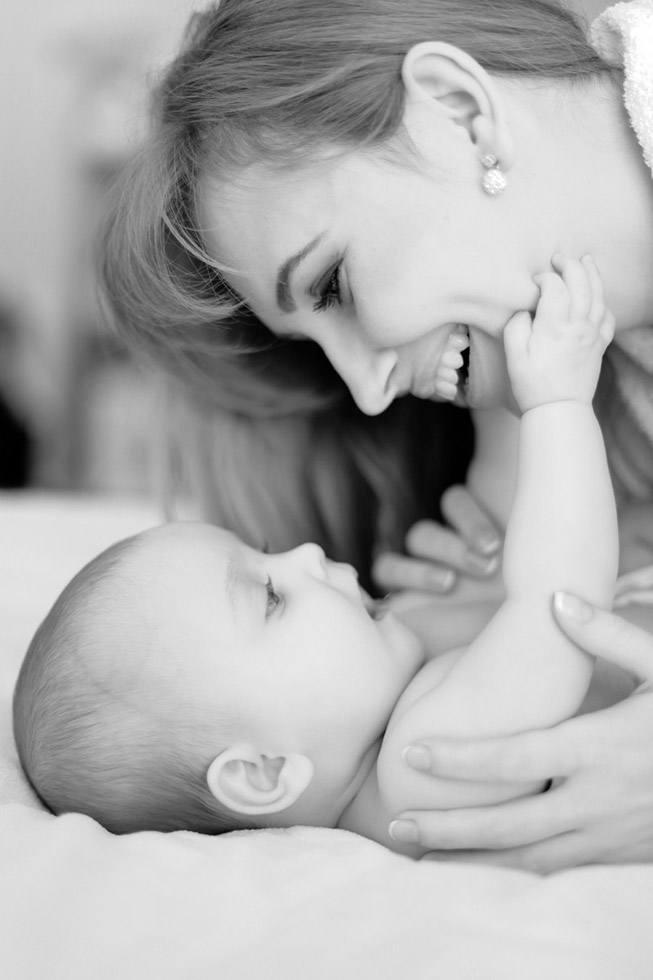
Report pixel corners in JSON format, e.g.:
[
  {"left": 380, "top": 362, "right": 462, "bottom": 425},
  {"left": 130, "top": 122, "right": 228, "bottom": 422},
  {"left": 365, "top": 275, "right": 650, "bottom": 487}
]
[
  {"left": 374, "top": 532, "right": 498, "bottom": 596},
  {"left": 614, "top": 589, "right": 653, "bottom": 609},
  {"left": 405, "top": 521, "right": 499, "bottom": 578},
  {"left": 402, "top": 713, "right": 598, "bottom": 784},
  {"left": 373, "top": 487, "right": 502, "bottom": 594},
  {"left": 392, "top": 784, "right": 580, "bottom": 851},
  {"left": 614, "top": 564, "right": 653, "bottom": 607},
  {"left": 373, "top": 552, "right": 456, "bottom": 594},
  {"left": 553, "top": 592, "right": 653, "bottom": 681},
  {"left": 438, "top": 485, "right": 502, "bottom": 557}
]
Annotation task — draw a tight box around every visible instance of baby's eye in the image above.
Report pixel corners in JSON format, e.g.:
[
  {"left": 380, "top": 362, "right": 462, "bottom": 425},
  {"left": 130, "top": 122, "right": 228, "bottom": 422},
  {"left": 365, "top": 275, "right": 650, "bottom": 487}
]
[{"left": 265, "top": 576, "right": 282, "bottom": 617}]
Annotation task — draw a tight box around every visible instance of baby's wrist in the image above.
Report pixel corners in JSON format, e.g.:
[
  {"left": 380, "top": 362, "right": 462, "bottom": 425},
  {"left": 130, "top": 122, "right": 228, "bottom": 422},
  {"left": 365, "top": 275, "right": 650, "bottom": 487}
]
[{"left": 519, "top": 397, "right": 595, "bottom": 419}]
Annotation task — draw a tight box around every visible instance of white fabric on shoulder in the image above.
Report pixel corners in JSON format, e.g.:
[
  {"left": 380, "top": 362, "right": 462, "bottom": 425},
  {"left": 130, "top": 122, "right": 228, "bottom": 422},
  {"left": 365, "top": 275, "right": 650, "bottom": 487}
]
[
  {"left": 591, "top": 0, "right": 653, "bottom": 174},
  {"left": 589, "top": 2, "right": 653, "bottom": 502}
]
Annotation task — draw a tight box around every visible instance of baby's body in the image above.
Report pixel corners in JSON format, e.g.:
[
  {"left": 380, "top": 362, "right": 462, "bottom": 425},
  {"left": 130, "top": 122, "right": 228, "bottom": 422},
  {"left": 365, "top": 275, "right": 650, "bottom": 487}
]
[{"left": 14, "top": 257, "right": 620, "bottom": 853}]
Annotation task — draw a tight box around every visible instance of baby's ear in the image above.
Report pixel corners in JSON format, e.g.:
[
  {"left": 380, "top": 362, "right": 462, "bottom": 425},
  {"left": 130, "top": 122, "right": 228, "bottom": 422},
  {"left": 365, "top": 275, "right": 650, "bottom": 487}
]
[{"left": 206, "top": 744, "right": 314, "bottom": 816}]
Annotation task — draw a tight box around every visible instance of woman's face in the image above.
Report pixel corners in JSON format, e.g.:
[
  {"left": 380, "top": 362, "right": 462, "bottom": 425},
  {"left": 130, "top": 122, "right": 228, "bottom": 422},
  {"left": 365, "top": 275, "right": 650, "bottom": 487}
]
[{"left": 199, "top": 132, "right": 542, "bottom": 415}]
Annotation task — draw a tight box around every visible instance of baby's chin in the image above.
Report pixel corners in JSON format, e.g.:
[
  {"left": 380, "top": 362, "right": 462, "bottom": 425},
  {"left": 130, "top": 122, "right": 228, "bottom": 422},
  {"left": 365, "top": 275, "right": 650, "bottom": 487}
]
[
  {"left": 360, "top": 590, "right": 424, "bottom": 674},
  {"left": 377, "top": 609, "right": 425, "bottom": 674}
]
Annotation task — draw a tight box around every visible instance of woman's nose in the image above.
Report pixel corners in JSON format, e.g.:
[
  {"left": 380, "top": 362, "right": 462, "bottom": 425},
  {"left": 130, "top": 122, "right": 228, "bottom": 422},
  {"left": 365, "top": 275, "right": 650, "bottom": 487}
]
[{"left": 324, "top": 343, "right": 399, "bottom": 416}]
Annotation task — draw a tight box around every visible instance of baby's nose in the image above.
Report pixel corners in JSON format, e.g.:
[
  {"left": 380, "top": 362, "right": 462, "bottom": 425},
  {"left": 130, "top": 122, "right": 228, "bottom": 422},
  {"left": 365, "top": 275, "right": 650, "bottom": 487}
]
[{"left": 294, "top": 543, "right": 328, "bottom": 578}]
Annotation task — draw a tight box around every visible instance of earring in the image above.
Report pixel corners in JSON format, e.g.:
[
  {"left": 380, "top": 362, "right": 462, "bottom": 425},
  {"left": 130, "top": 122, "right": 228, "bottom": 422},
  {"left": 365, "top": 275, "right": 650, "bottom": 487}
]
[{"left": 481, "top": 154, "right": 508, "bottom": 196}]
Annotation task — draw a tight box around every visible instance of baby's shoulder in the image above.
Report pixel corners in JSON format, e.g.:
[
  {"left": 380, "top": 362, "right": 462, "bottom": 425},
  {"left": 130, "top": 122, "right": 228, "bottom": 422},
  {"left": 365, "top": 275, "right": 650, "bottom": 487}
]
[
  {"left": 387, "top": 648, "right": 462, "bottom": 734},
  {"left": 376, "top": 649, "right": 462, "bottom": 816}
]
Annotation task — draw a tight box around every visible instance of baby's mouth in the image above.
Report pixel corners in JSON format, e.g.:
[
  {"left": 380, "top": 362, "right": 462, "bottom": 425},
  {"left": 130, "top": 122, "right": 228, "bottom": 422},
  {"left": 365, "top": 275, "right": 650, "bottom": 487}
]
[
  {"left": 362, "top": 590, "right": 391, "bottom": 621},
  {"left": 432, "top": 324, "right": 470, "bottom": 405}
]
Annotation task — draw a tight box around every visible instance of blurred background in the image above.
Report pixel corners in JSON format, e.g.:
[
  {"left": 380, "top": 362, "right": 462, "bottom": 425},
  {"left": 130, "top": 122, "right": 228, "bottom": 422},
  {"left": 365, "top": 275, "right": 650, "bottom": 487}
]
[
  {"left": 0, "top": 0, "right": 202, "bottom": 496},
  {"left": 0, "top": 0, "right": 613, "bottom": 499}
]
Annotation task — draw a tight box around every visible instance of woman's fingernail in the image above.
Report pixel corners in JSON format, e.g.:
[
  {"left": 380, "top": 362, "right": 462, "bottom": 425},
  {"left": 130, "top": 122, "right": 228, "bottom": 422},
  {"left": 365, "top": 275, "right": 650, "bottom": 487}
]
[
  {"left": 554, "top": 591, "right": 594, "bottom": 623},
  {"left": 388, "top": 820, "right": 418, "bottom": 843},
  {"left": 465, "top": 551, "right": 498, "bottom": 576},
  {"left": 403, "top": 744, "right": 431, "bottom": 770},
  {"left": 476, "top": 533, "right": 500, "bottom": 555},
  {"left": 431, "top": 568, "right": 456, "bottom": 591}
]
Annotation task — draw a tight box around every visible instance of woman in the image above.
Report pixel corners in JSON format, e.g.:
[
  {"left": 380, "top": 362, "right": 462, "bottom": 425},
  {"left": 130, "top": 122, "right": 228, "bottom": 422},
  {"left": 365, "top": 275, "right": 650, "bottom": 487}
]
[{"left": 99, "top": 0, "right": 653, "bottom": 869}]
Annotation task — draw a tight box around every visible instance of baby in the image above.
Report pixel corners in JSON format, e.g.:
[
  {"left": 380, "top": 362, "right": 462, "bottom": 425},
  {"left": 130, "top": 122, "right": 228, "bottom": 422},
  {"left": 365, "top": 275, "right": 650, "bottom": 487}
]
[{"left": 13, "top": 258, "right": 618, "bottom": 857}]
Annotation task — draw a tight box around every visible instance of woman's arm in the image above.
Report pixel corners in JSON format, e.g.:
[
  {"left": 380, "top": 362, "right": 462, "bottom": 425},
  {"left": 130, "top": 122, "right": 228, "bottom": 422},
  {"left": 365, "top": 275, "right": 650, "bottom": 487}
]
[{"left": 377, "top": 256, "right": 617, "bottom": 816}]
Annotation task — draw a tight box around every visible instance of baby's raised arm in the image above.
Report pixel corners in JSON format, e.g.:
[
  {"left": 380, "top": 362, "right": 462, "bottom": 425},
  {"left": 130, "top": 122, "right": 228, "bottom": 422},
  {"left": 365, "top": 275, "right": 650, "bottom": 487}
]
[{"left": 377, "top": 256, "right": 617, "bottom": 817}]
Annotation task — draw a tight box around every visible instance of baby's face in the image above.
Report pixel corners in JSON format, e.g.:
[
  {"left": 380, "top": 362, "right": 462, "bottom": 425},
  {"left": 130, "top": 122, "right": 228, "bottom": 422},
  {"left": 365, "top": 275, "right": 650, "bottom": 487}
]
[{"left": 128, "top": 524, "right": 423, "bottom": 786}]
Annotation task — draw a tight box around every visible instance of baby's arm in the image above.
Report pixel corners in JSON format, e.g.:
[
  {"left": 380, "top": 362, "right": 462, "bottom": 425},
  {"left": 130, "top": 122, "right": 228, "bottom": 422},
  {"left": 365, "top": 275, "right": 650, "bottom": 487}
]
[{"left": 378, "top": 256, "right": 617, "bottom": 816}]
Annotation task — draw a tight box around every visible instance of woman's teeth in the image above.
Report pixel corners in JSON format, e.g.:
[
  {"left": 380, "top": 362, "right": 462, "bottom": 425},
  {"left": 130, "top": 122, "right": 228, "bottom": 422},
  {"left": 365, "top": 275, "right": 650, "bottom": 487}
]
[{"left": 434, "top": 326, "right": 470, "bottom": 402}]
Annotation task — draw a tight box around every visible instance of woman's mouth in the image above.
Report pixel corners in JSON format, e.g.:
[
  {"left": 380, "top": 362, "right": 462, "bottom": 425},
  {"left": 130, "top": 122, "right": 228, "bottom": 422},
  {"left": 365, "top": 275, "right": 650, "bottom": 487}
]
[{"left": 431, "top": 324, "right": 470, "bottom": 405}]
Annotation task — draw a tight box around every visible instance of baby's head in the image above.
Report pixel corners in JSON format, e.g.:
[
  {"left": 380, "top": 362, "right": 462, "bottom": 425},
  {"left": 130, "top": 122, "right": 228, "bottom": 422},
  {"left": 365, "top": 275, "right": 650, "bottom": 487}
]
[{"left": 13, "top": 523, "right": 422, "bottom": 834}]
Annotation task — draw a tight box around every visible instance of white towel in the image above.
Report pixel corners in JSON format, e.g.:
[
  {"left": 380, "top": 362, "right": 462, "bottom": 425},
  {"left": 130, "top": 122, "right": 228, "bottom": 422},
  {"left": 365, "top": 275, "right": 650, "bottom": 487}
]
[{"left": 591, "top": 0, "right": 653, "bottom": 173}]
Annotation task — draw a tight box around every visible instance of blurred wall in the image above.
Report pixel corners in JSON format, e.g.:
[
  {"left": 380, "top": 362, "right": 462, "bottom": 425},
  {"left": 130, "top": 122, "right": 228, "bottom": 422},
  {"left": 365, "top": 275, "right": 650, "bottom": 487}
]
[{"left": 0, "top": 0, "right": 201, "bottom": 486}]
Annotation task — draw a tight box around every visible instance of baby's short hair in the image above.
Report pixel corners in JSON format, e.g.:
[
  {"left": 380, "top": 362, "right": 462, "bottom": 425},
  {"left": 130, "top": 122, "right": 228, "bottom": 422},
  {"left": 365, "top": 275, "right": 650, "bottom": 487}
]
[{"left": 13, "top": 534, "right": 246, "bottom": 835}]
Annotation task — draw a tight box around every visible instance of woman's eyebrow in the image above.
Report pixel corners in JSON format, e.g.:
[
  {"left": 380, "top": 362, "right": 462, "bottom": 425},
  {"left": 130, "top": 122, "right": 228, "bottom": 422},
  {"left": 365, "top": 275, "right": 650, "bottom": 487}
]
[{"left": 276, "top": 233, "right": 325, "bottom": 312}]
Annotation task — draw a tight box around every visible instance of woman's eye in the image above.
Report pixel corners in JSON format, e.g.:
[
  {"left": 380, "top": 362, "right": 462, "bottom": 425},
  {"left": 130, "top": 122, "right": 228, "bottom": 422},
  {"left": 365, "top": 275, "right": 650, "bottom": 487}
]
[
  {"left": 313, "top": 262, "right": 342, "bottom": 314},
  {"left": 265, "top": 576, "right": 282, "bottom": 617}
]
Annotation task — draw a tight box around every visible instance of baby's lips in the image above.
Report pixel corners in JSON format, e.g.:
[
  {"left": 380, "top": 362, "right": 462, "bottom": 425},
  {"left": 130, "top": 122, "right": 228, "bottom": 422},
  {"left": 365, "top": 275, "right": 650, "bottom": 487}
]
[{"left": 360, "top": 586, "right": 374, "bottom": 611}]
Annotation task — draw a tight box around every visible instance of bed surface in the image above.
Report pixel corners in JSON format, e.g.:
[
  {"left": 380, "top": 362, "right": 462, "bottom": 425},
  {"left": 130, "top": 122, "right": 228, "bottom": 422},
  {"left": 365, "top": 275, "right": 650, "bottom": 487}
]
[{"left": 1, "top": 492, "right": 652, "bottom": 980}]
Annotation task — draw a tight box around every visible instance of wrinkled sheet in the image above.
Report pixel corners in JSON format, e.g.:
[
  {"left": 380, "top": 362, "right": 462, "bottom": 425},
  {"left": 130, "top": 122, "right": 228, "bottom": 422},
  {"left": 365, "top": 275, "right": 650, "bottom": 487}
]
[{"left": 1, "top": 492, "right": 652, "bottom": 980}]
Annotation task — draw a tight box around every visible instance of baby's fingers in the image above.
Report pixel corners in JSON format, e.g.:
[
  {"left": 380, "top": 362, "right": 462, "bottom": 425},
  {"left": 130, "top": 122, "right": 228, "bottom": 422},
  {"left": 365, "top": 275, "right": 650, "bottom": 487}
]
[
  {"left": 531, "top": 271, "right": 569, "bottom": 331},
  {"left": 579, "top": 254, "right": 607, "bottom": 324},
  {"left": 551, "top": 253, "right": 591, "bottom": 322},
  {"left": 503, "top": 310, "right": 532, "bottom": 366}
]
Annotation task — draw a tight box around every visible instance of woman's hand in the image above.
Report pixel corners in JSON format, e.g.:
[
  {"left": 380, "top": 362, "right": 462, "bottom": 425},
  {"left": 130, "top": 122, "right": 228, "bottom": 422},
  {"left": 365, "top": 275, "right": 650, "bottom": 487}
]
[
  {"left": 615, "top": 565, "right": 653, "bottom": 608},
  {"left": 389, "top": 595, "right": 653, "bottom": 872},
  {"left": 373, "top": 485, "right": 502, "bottom": 595}
]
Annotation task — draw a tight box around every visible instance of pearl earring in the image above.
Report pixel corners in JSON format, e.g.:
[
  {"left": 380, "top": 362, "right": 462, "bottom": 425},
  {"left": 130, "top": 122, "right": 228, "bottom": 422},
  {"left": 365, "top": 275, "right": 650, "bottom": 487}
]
[{"left": 481, "top": 154, "right": 508, "bottom": 196}]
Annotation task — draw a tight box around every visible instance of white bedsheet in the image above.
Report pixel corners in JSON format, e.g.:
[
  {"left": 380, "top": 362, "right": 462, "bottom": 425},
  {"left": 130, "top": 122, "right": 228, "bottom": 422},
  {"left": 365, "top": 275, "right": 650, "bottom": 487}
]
[{"left": 1, "top": 492, "right": 652, "bottom": 980}]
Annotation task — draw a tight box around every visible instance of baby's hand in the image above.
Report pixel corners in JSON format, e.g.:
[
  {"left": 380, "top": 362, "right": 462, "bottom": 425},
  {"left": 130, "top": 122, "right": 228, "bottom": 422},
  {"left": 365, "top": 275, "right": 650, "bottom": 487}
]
[{"left": 503, "top": 254, "right": 615, "bottom": 413}]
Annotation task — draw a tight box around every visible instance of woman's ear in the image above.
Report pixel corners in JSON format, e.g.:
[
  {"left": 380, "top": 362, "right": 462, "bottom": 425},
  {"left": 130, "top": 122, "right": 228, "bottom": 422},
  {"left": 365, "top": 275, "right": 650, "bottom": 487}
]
[
  {"left": 401, "top": 41, "right": 514, "bottom": 170},
  {"left": 206, "top": 744, "right": 314, "bottom": 816}
]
